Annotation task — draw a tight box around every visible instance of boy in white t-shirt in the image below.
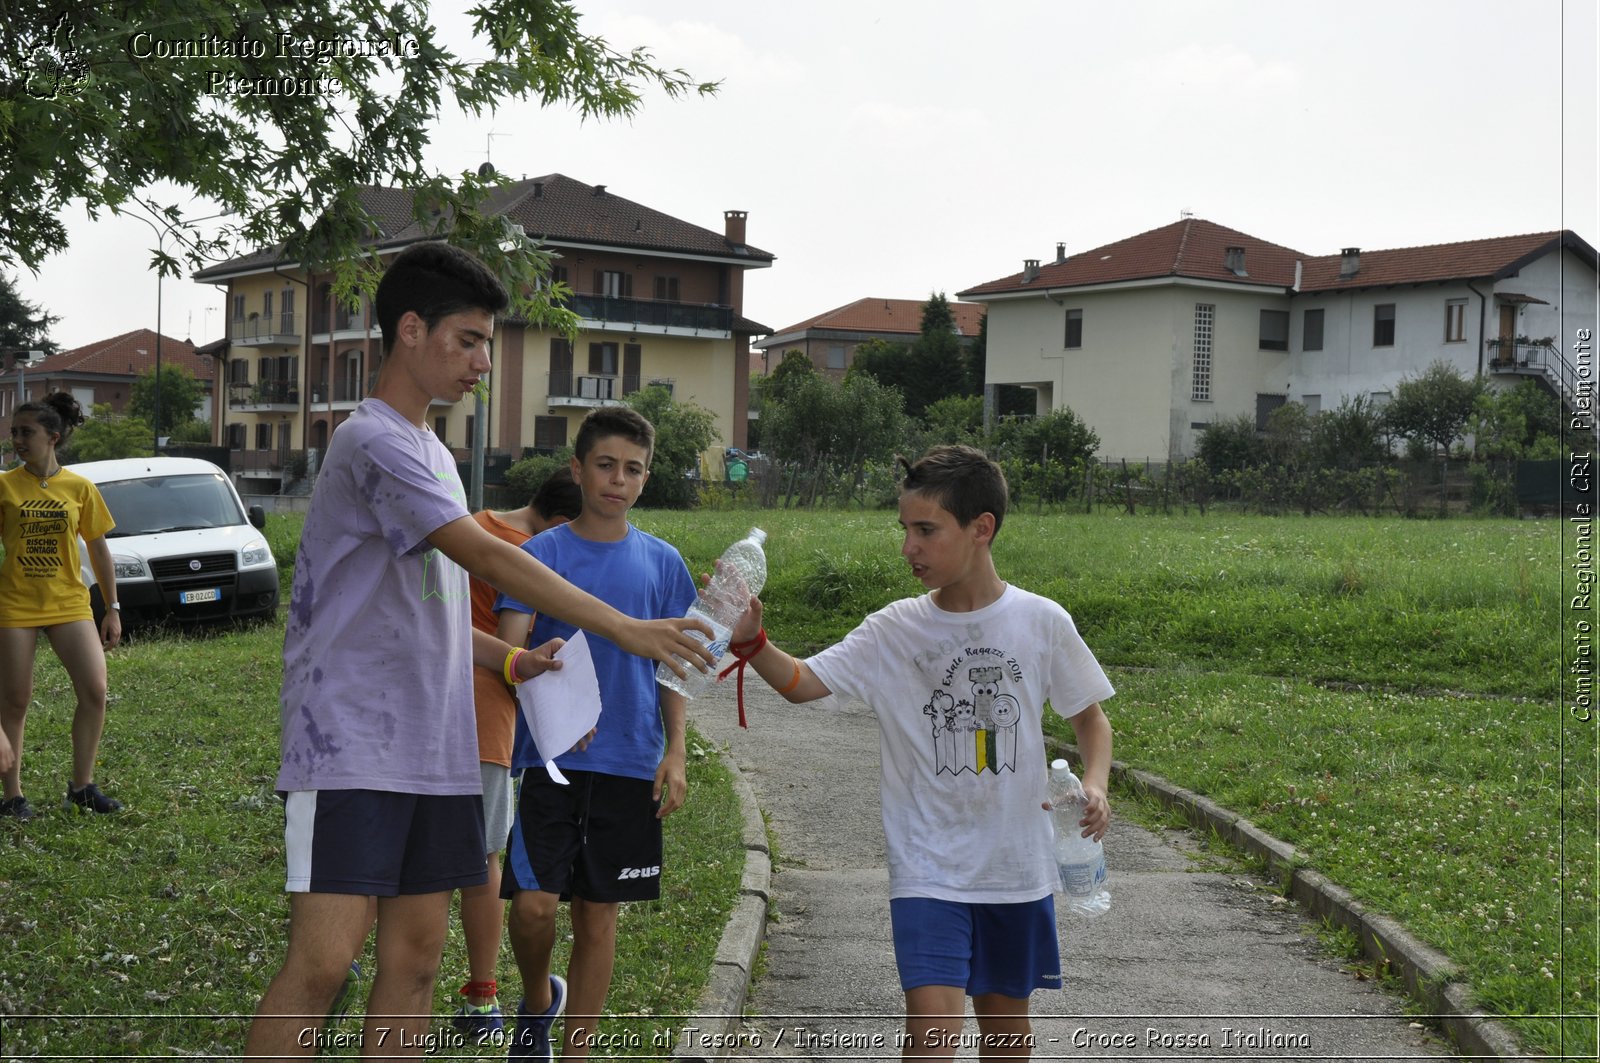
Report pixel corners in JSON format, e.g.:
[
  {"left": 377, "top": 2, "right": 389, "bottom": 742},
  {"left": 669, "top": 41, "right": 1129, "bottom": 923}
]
[{"left": 726, "top": 444, "right": 1114, "bottom": 1060}]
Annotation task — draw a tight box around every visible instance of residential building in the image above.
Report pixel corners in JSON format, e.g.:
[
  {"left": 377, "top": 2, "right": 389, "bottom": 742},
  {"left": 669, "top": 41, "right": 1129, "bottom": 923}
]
[
  {"left": 0, "top": 329, "right": 216, "bottom": 422},
  {"left": 193, "top": 175, "right": 773, "bottom": 492},
  {"left": 960, "top": 220, "right": 1598, "bottom": 461},
  {"left": 755, "top": 296, "right": 986, "bottom": 379}
]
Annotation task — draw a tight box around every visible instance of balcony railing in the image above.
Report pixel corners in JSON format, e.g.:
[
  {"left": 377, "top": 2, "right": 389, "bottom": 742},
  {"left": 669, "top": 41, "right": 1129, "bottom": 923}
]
[
  {"left": 312, "top": 308, "right": 370, "bottom": 334},
  {"left": 229, "top": 381, "right": 300, "bottom": 407},
  {"left": 548, "top": 371, "right": 625, "bottom": 402},
  {"left": 232, "top": 314, "right": 302, "bottom": 345},
  {"left": 564, "top": 294, "right": 733, "bottom": 332},
  {"left": 309, "top": 380, "right": 364, "bottom": 404}
]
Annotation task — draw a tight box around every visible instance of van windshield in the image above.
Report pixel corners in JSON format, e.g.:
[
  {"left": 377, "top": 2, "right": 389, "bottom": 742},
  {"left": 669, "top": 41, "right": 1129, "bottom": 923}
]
[{"left": 98, "top": 473, "right": 246, "bottom": 537}]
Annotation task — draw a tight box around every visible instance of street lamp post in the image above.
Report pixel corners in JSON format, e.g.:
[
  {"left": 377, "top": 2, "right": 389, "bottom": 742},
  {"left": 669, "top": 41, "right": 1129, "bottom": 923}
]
[
  {"left": 10, "top": 350, "right": 45, "bottom": 418},
  {"left": 125, "top": 208, "right": 232, "bottom": 453}
]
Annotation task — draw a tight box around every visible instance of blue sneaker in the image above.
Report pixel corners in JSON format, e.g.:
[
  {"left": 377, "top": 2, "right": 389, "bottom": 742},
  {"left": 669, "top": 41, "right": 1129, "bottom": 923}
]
[
  {"left": 63, "top": 781, "right": 121, "bottom": 813},
  {"left": 511, "top": 975, "right": 566, "bottom": 1063},
  {"left": 452, "top": 999, "right": 504, "bottom": 1035}
]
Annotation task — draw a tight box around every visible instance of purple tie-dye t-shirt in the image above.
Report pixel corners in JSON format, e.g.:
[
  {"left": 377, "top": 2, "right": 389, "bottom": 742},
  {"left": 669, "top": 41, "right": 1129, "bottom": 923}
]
[{"left": 277, "top": 399, "right": 477, "bottom": 795}]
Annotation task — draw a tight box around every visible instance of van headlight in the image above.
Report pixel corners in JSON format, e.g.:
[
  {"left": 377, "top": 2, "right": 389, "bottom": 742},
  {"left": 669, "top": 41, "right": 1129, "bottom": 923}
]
[
  {"left": 242, "top": 540, "right": 272, "bottom": 567},
  {"left": 112, "top": 555, "right": 148, "bottom": 580}
]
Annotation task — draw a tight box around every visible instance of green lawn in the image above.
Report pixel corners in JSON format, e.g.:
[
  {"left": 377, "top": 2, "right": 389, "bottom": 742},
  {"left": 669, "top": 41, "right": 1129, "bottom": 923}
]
[
  {"left": 633, "top": 507, "right": 1590, "bottom": 1058},
  {"left": 1, "top": 507, "right": 1591, "bottom": 1059},
  {"left": 0, "top": 622, "right": 742, "bottom": 1058}
]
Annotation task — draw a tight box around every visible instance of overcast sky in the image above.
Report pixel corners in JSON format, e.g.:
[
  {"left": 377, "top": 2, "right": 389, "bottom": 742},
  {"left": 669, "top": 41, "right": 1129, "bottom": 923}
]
[{"left": 16, "top": 0, "right": 1599, "bottom": 352}]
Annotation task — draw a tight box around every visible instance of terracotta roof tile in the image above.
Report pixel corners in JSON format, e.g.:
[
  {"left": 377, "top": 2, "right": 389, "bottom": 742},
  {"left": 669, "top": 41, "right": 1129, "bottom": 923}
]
[
  {"left": 17, "top": 329, "right": 214, "bottom": 380},
  {"left": 763, "top": 297, "right": 986, "bottom": 341},
  {"left": 1297, "top": 231, "right": 1577, "bottom": 290},
  {"left": 960, "top": 219, "right": 1307, "bottom": 296}
]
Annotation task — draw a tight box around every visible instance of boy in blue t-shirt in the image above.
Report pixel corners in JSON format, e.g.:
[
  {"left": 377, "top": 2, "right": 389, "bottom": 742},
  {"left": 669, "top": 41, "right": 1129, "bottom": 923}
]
[{"left": 494, "top": 407, "right": 697, "bottom": 1062}]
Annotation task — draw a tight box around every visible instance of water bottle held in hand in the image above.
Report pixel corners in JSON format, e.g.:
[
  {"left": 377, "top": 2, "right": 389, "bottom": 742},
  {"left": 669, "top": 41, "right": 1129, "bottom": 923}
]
[
  {"left": 657, "top": 528, "right": 767, "bottom": 698},
  {"left": 1050, "top": 758, "right": 1110, "bottom": 918}
]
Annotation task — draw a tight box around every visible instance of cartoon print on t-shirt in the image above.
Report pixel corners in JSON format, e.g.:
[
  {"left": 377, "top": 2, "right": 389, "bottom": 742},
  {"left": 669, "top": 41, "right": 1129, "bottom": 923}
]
[{"left": 921, "top": 659, "right": 1023, "bottom": 777}]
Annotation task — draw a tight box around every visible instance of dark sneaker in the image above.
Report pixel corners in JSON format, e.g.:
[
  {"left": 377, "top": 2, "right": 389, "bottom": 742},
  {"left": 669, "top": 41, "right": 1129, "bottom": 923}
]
[
  {"left": 63, "top": 781, "right": 122, "bottom": 814},
  {"left": 511, "top": 975, "right": 566, "bottom": 1063},
  {"left": 451, "top": 1000, "right": 504, "bottom": 1035},
  {"left": 327, "top": 960, "right": 361, "bottom": 1027},
  {"left": 0, "top": 795, "right": 36, "bottom": 821}
]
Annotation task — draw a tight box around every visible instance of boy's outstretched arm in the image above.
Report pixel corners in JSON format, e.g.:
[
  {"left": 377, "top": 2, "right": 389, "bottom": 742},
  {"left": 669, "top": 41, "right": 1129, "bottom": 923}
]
[
  {"left": 430, "top": 516, "right": 714, "bottom": 677},
  {"left": 1067, "top": 703, "right": 1114, "bottom": 842},
  {"left": 470, "top": 628, "right": 563, "bottom": 681},
  {"left": 730, "top": 596, "right": 833, "bottom": 704}
]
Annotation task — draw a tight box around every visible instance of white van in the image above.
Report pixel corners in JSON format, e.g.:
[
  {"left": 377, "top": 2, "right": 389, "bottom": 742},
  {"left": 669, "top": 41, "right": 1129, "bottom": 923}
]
[{"left": 69, "top": 457, "right": 281, "bottom": 625}]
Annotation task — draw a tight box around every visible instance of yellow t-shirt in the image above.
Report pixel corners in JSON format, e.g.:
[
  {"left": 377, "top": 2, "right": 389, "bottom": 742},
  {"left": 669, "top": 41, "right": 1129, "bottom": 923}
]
[{"left": 0, "top": 466, "right": 115, "bottom": 627}]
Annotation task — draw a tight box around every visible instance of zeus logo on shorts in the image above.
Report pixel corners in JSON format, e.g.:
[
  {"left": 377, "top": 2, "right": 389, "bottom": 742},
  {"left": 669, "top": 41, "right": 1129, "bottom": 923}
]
[{"left": 617, "top": 865, "right": 660, "bottom": 880}]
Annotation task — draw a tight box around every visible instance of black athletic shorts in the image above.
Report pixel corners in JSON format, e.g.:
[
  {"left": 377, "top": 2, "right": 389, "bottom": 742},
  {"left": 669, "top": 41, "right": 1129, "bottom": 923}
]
[{"left": 501, "top": 768, "right": 664, "bottom": 903}]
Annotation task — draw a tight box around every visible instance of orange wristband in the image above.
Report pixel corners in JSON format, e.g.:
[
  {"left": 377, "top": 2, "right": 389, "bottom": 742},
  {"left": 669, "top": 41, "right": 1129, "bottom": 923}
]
[{"left": 776, "top": 658, "right": 802, "bottom": 695}]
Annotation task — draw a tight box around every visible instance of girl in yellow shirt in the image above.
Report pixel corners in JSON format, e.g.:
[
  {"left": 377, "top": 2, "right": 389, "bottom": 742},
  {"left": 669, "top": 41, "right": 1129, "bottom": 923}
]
[{"left": 1, "top": 392, "right": 122, "bottom": 821}]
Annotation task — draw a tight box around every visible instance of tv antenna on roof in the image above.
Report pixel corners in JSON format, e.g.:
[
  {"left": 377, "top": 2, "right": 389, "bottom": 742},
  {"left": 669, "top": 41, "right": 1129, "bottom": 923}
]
[{"left": 482, "top": 130, "right": 509, "bottom": 172}]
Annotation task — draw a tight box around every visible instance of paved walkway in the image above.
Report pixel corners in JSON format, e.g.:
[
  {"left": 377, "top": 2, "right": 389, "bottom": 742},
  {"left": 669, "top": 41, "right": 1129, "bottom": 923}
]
[{"left": 687, "top": 678, "right": 1459, "bottom": 1062}]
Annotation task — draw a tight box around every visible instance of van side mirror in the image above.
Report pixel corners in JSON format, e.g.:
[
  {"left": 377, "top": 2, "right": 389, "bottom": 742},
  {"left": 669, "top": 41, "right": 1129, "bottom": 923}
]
[{"left": 249, "top": 505, "right": 267, "bottom": 530}]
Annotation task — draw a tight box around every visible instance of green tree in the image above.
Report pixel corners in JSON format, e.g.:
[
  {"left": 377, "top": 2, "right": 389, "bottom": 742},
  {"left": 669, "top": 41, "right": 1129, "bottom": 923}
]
[
  {"left": 922, "top": 394, "right": 984, "bottom": 445},
  {"left": 1383, "top": 361, "right": 1484, "bottom": 458},
  {"left": 1472, "top": 380, "right": 1563, "bottom": 459},
  {"left": 757, "top": 350, "right": 817, "bottom": 407},
  {"left": 1, "top": 2, "right": 715, "bottom": 330},
  {"left": 1197, "top": 414, "right": 1266, "bottom": 474},
  {"left": 625, "top": 386, "right": 719, "bottom": 509},
  {"left": 1310, "top": 395, "right": 1388, "bottom": 470},
  {"left": 129, "top": 364, "right": 205, "bottom": 437},
  {"left": 63, "top": 404, "right": 151, "bottom": 461},
  {"left": 761, "top": 370, "right": 907, "bottom": 507},
  {"left": 0, "top": 272, "right": 59, "bottom": 355}
]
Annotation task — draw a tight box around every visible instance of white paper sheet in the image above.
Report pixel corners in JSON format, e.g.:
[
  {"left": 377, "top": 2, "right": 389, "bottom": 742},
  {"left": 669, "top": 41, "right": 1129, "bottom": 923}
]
[{"left": 514, "top": 632, "right": 602, "bottom": 785}]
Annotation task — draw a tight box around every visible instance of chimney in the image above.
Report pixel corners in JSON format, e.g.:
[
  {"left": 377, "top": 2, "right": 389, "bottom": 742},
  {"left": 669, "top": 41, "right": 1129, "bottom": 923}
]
[
  {"left": 1022, "top": 259, "right": 1040, "bottom": 283},
  {"left": 724, "top": 210, "right": 748, "bottom": 245},
  {"left": 1339, "top": 247, "right": 1361, "bottom": 278},
  {"left": 1224, "top": 246, "right": 1247, "bottom": 276},
  {"left": 1055, "top": 242, "right": 1067, "bottom": 265},
  {"left": 591, "top": 184, "right": 607, "bottom": 196},
  {"left": 532, "top": 181, "right": 544, "bottom": 198}
]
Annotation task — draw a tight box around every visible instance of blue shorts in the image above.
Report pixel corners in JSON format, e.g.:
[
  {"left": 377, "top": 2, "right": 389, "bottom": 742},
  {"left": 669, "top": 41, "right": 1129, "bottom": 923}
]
[
  {"left": 283, "top": 789, "right": 487, "bottom": 895},
  {"left": 890, "top": 896, "right": 1061, "bottom": 998}
]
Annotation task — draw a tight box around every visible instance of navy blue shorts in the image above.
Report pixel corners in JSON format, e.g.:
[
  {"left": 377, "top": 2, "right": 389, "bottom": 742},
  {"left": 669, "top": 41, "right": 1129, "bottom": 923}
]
[
  {"left": 501, "top": 768, "right": 663, "bottom": 903},
  {"left": 890, "top": 896, "right": 1061, "bottom": 998},
  {"left": 283, "top": 789, "right": 487, "bottom": 895}
]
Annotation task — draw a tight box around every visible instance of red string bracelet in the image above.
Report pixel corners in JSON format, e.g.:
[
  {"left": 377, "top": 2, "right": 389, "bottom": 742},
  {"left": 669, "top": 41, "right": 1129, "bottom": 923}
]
[
  {"left": 718, "top": 628, "right": 768, "bottom": 728},
  {"left": 460, "top": 979, "right": 497, "bottom": 999}
]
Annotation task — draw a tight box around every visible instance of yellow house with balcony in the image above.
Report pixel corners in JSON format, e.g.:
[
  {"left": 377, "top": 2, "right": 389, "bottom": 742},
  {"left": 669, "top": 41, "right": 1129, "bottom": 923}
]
[{"left": 194, "top": 175, "right": 774, "bottom": 493}]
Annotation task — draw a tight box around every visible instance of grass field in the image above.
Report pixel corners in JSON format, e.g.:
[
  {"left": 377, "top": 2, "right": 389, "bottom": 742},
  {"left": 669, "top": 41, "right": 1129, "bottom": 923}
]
[
  {"left": 2, "top": 506, "right": 1593, "bottom": 1059},
  {"left": 0, "top": 623, "right": 743, "bottom": 1058},
  {"left": 631, "top": 507, "right": 1591, "bottom": 1058}
]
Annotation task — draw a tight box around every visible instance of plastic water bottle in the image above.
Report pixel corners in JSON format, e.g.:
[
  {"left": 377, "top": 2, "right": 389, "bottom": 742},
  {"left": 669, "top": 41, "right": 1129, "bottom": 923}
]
[
  {"left": 657, "top": 528, "right": 768, "bottom": 698},
  {"left": 1050, "top": 758, "right": 1110, "bottom": 917}
]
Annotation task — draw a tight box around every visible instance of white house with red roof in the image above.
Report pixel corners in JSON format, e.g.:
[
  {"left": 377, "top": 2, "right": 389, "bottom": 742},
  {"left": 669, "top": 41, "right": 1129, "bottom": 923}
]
[
  {"left": 754, "top": 296, "right": 986, "bottom": 378},
  {"left": 0, "top": 329, "right": 216, "bottom": 422},
  {"left": 959, "top": 220, "right": 1597, "bottom": 461}
]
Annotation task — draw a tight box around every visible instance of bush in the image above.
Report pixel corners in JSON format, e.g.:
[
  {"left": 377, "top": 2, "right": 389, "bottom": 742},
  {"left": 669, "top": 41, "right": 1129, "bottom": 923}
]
[
  {"left": 1196, "top": 414, "right": 1265, "bottom": 475},
  {"left": 505, "top": 452, "right": 570, "bottom": 504}
]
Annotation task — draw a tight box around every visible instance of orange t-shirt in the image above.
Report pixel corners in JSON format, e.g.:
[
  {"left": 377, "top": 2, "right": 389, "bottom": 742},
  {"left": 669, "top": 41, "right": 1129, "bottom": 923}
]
[{"left": 470, "top": 510, "right": 534, "bottom": 766}]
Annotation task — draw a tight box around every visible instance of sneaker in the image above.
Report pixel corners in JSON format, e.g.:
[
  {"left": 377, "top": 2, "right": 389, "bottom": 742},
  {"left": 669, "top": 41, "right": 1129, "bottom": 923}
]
[
  {"left": 0, "top": 795, "right": 36, "bottom": 821},
  {"left": 451, "top": 1000, "right": 504, "bottom": 1035},
  {"left": 327, "top": 960, "right": 361, "bottom": 1027},
  {"left": 63, "top": 781, "right": 122, "bottom": 814},
  {"left": 511, "top": 975, "right": 566, "bottom": 1063}
]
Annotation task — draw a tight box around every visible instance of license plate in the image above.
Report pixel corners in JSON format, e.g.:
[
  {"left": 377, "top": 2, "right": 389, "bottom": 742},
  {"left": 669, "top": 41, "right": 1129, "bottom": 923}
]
[{"left": 180, "top": 587, "right": 221, "bottom": 605}]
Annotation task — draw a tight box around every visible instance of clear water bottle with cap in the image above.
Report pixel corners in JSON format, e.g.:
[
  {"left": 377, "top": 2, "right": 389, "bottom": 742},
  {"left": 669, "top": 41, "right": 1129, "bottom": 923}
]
[
  {"left": 1049, "top": 758, "right": 1110, "bottom": 917},
  {"left": 657, "top": 528, "right": 767, "bottom": 699}
]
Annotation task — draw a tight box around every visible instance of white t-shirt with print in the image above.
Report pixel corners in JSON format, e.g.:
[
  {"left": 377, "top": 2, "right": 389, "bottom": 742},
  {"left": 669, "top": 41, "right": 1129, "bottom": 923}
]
[{"left": 805, "top": 585, "right": 1114, "bottom": 904}]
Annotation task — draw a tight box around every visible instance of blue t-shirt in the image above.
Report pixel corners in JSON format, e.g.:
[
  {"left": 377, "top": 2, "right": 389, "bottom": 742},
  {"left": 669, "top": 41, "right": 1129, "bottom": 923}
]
[{"left": 497, "top": 523, "right": 696, "bottom": 781}]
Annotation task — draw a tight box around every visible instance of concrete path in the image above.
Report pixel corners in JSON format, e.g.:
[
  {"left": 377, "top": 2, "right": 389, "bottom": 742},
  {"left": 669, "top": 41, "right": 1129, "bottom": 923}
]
[{"left": 687, "top": 678, "right": 1458, "bottom": 1062}]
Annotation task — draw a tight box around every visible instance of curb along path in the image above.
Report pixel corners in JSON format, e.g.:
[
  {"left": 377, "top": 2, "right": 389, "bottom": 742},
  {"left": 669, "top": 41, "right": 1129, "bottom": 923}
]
[{"left": 680, "top": 679, "right": 1518, "bottom": 1062}]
